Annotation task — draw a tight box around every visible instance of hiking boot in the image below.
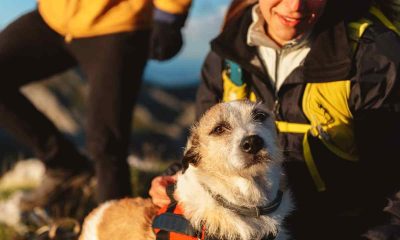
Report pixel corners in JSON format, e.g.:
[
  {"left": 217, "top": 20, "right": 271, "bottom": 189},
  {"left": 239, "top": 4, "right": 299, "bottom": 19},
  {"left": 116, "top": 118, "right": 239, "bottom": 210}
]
[{"left": 19, "top": 168, "right": 94, "bottom": 212}]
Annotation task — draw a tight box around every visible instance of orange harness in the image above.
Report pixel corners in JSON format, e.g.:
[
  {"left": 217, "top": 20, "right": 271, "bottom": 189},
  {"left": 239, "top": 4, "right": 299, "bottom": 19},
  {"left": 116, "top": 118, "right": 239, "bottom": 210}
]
[
  {"left": 152, "top": 202, "right": 206, "bottom": 240},
  {"left": 152, "top": 184, "right": 280, "bottom": 240}
]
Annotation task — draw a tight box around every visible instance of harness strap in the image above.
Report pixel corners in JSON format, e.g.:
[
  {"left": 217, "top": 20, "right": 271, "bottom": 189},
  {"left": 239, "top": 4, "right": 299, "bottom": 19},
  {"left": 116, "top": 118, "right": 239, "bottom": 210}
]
[
  {"left": 153, "top": 212, "right": 199, "bottom": 237},
  {"left": 347, "top": 19, "right": 373, "bottom": 52},
  {"left": 276, "top": 121, "right": 326, "bottom": 192},
  {"left": 348, "top": 5, "right": 400, "bottom": 53},
  {"left": 369, "top": 6, "right": 400, "bottom": 36},
  {"left": 156, "top": 230, "right": 170, "bottom": 240},
  {"left": 275, "top": 121, "right": 311, "bottom": 134},
  {"left": 153, "top": 184, "right": 205, "bottom": 240},
  {"left": 166, "top": 184, "right": 177, "bottom": 203},
  {"left": 303, "top": 133, "right": 327, "bottom": 192}
]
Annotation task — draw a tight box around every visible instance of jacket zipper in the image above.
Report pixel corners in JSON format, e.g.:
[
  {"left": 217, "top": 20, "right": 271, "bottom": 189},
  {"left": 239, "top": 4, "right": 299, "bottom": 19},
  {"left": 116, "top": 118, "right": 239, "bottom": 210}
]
[
  {"left": 64, "top": 0, "right": 80, "bottom": 42},
  {"left": 255, "top": 49, "right": 282, "bottom": 118},
  {"left": 273, "top": 48, "right": 283, "bottom": 117}
]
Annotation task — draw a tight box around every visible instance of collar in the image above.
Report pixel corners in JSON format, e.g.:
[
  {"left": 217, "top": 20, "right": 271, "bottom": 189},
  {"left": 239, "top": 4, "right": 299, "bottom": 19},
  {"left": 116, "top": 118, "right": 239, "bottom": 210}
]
[
  {"left": 263, "top": 232, "right": 278, "bottom": 240},
  {"left": 247, "top": 4, "right": 311, "bottom": 51},
  {"left": 202, "top": 183, "right": 284, "bottom": 218}
]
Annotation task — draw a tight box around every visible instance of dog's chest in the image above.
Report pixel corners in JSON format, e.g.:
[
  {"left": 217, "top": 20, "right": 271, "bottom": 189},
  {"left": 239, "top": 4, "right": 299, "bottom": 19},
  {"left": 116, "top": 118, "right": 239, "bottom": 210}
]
[{"left": 152, "top": 202, "right": 278, "bottom": 240}]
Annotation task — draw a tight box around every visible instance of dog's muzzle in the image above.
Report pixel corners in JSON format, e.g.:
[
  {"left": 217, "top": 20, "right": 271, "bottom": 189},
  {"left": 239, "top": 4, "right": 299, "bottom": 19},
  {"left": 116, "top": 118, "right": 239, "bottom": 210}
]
[{"left": 240, "top": 135, "right": 264, "bottom": 154}]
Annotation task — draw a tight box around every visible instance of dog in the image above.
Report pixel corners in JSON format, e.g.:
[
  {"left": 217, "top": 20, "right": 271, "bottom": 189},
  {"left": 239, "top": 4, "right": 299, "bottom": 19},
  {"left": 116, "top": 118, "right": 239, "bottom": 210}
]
[{"left": 79, "top": 100, "right": 293, "bottom": 240}]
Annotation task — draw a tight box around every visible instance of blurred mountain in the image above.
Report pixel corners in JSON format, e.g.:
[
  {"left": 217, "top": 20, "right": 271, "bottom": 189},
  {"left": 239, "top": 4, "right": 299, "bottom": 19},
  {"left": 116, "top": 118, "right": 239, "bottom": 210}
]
[
  {"left": 131, "top": 80, "right": 197, "bottom": 163},
  {"left": 0, "top": 68, "right": 197, "bottom": 173}
]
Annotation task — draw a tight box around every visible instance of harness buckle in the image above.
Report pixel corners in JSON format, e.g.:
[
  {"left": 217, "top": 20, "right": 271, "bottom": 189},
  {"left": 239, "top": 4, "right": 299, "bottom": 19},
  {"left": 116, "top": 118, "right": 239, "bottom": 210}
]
[
  {"left": 316, "top": 124, "right": 331, "bottom": 142},
  {"left": 310, "top": 115, "right": 331, "bottom": 142}
]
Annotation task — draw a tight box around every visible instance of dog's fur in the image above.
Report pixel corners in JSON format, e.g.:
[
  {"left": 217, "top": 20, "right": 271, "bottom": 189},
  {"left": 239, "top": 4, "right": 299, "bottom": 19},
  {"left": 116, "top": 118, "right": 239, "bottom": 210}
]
[{"left": 80, "top": 101, "right": 293, "bottom": 240}]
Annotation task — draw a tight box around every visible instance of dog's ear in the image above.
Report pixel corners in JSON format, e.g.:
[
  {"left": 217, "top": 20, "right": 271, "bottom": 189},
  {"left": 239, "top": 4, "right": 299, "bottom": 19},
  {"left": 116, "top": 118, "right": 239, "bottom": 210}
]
[{"left": 182, "top": 133, "right": 200, "bottom": 174}]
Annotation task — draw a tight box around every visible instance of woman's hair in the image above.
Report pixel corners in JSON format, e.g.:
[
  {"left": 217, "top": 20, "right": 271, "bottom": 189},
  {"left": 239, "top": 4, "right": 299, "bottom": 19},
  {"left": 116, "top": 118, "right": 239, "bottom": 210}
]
[{"left": 222, "top": 0, "right": 257, "bottom": 30}]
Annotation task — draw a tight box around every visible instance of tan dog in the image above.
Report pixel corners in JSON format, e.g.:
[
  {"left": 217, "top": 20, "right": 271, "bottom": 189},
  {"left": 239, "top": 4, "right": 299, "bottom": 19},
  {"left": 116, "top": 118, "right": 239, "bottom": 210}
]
[{"left": 80, "top": 101, "right": 293, "bottom": 240}]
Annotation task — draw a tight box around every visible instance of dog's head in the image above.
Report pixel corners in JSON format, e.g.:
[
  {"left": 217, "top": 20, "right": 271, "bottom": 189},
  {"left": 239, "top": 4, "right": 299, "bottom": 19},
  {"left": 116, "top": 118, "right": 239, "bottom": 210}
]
[{"left": 182, "top": 100, "right": 281, "bottom": 177}]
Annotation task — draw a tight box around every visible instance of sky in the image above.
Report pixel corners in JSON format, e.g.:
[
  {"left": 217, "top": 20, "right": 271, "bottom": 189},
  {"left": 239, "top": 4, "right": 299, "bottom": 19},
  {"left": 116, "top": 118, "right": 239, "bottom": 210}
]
[{"left": 0, "top": 0, "right": 231, "bottom": 87}]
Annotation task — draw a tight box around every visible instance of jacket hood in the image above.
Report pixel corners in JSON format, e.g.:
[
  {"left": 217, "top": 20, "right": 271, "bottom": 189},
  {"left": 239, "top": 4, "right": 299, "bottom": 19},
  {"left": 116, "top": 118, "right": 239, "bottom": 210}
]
[{"left": 211, "top": 4, "right": 263, "bottom": 78}]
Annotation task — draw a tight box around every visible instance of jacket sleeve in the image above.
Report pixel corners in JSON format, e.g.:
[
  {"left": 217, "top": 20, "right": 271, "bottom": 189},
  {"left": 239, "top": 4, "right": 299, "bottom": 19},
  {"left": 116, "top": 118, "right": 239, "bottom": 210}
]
[
  {"left": 153, "top": 0, "right": 192, "bottom": 27},
  {"left": 153, "top": 0, "right": 192, "bottom": 15},
  {"left": 350, "top": 25, "right": 400, "bottom": 238},
  {"left": 195, "top": 51, "right": 224, "bottom": 120}
]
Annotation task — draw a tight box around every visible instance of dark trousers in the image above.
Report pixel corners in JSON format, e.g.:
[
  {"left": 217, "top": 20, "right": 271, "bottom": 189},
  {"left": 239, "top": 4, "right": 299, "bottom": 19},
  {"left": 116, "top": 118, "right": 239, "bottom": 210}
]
[{"left": 0, "top": 10, "right": 150, "bottom": 202}]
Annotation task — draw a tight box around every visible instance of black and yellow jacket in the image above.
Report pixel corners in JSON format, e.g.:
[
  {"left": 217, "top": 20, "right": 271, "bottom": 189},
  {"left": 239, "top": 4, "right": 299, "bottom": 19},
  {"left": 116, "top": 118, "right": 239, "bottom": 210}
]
[
  {"left": 196, "top": 3, "right": 400, "bottom": 239},
  {"left": 38, "top": 0, "right": 192, "bottom": 40}
]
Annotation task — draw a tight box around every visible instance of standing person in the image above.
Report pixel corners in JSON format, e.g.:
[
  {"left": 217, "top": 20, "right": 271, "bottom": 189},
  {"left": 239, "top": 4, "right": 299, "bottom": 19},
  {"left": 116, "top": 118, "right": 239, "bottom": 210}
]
[
  {"left": 149, "top": 0, "right": 400, "bottom": 239},
  {"left": 0, "top": 0, "right": 192, "bottom": 211}
]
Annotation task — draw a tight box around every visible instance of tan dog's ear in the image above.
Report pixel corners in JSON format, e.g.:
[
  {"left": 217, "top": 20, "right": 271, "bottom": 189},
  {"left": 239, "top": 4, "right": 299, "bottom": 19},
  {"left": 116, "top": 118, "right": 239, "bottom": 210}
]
[{"left": 182, "top": 132, "right": 200, "bottom": 174}]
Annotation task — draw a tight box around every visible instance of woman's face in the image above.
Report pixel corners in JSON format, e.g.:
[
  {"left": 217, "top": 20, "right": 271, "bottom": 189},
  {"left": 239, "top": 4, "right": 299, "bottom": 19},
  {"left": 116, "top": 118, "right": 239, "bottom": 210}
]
[{"left": 259, "top": 0, "right": 327, "bottom": 46}]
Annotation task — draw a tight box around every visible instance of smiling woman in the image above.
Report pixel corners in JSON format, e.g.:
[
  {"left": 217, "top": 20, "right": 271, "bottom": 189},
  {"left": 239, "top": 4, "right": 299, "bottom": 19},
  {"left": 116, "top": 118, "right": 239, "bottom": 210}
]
[
  {"left": 258, "top": 0, "right": 327, "bottom": 46},
  {"left": 150, "top": 0, "right": 400, "bottom": 239}
]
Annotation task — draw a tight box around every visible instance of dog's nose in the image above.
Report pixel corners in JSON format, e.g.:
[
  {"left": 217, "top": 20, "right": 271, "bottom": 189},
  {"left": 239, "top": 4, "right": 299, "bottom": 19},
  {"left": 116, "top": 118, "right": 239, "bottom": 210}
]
[{"left": 240, "top": 135, "right": 264, "bottom": 154}]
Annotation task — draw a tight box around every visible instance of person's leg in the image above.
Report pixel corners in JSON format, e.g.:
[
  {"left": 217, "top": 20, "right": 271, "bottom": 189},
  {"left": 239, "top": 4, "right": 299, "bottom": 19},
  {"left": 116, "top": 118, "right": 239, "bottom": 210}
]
[
  {"left": 0, "top": 11, "right": 91, "bottom": 208},
  {"left": 68, "top": 30, "right": 150, "bottom": 202}
]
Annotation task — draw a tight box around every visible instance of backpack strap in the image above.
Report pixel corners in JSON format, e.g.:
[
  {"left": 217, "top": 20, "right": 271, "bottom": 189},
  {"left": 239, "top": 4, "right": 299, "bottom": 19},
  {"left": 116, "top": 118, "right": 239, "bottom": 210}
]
[
  {"left": 369, "top": 5, "right": 400, "bottom": 36},
  {"left": 152, "top": 210, "right": 199, "bottom": 239},
  {"left": 347, "top": 18, "right": 373, "bottom": 53},
  {"left": 222, "top": 60, "right": 257, "bottom": 102},
  {"left": 347, "top": 5, "right": 400, "bottom": 53}
]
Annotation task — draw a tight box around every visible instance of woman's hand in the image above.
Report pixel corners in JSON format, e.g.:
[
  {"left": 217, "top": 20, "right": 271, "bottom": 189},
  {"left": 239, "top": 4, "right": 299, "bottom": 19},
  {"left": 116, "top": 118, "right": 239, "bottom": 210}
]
[{"left": 149, "top": 174, "right": 178, "bottom": 208}]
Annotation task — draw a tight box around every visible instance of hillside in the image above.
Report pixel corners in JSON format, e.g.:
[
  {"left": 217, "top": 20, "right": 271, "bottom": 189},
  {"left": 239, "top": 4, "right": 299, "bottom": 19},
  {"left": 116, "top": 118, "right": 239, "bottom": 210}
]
[{"left": 0, "top": 69, "right": 197, "bottom": 173}]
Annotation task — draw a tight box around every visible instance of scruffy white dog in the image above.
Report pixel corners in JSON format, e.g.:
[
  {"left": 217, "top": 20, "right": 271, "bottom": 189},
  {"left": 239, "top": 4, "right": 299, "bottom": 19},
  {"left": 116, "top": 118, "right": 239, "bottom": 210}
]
[{"left": 80, "top": 100, "right": 293, "bottom": 240}]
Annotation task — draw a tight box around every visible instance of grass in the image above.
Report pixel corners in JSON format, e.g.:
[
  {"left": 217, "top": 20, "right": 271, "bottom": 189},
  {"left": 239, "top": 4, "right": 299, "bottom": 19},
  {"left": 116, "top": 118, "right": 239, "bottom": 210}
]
[
  {"left": 0, "top": 187, "right": 33, "bottom": 201},
  {"left": 0, "top": 161, "right": 173, "bottom": 240},
  {"left": 0, "top": 223, "right": 19, "bottom": 240}
]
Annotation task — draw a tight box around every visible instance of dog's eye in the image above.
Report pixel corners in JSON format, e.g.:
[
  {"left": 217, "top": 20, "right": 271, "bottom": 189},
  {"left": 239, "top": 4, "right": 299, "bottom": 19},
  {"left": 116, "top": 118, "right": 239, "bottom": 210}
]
[
  {"left": 210, "top": 122, "right": 231, "bottom": 135},
  {"left": 212, "top": 126, "right": 225, "bottom": 135},
  {"left": 253, "top": 111, "right": 268, "bottom": 122}
]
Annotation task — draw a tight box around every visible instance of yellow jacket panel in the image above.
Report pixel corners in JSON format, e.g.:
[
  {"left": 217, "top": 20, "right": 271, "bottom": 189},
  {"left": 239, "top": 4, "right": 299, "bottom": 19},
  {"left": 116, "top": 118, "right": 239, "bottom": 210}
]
[{"left": 38, "top": 0, "right": 192, "bottom": 40}]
